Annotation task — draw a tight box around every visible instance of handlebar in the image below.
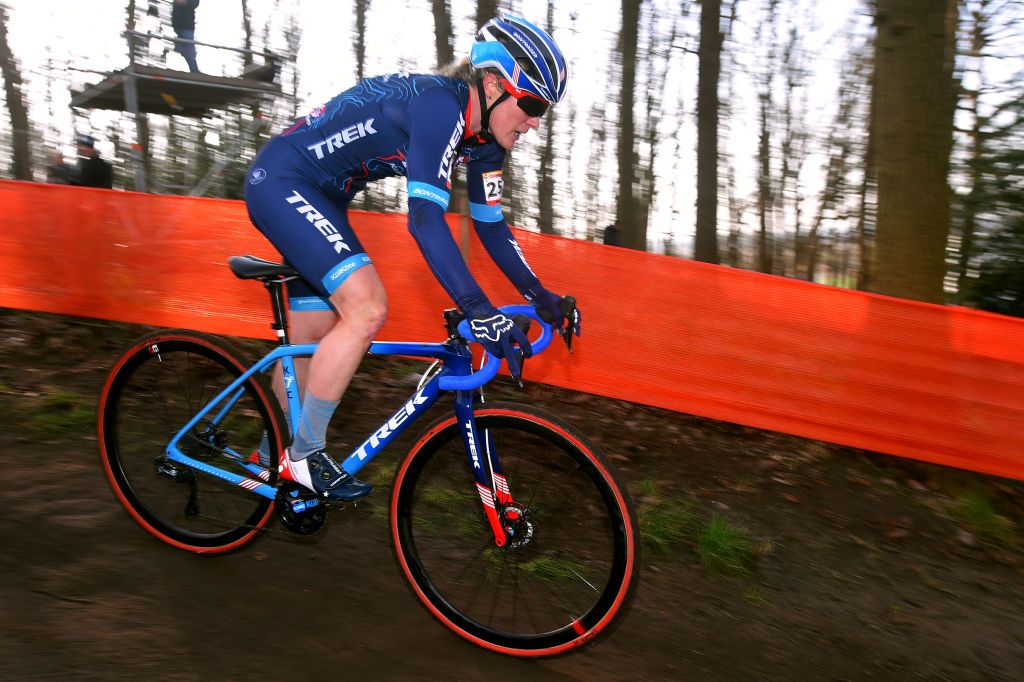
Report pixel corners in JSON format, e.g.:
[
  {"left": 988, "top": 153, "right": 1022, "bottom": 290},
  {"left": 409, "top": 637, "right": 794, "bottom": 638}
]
[{"left": 437, "top": 305, "right": 554, "bottom": 391}]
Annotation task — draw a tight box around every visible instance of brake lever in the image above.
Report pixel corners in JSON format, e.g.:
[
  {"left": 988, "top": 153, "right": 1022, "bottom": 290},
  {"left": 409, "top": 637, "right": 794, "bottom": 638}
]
[
  {"left": 511, "top": 349, "right": 525, "bottom": 389},
  {"left": 561, "top": 326, "right": 573, "bottom": 353},
  {"left": 558, "top": 295, "right": 577, "bottom": 353},
  {"left": 510, "top": 314, "right": 531, "bottom": 388}
]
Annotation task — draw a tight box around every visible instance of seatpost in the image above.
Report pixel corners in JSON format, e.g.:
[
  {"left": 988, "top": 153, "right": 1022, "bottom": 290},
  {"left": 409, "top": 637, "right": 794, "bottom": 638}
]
[{"left": 264, "top": 278, "right": 291, "bottom": 345}]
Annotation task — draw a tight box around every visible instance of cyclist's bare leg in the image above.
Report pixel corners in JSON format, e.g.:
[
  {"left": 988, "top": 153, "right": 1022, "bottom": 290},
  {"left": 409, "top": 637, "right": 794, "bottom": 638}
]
[
  {"left": 275, "top": 265, "right": 385, "bottom": 495},
  {"left": 271, "top": 308, "right": 337, "bottom": 418},
  {"left": 263, "top": 267, "right": 385, "bottom": 466},
  {"left": 306, "top": 264, "right": 388, "bottom": 401}
]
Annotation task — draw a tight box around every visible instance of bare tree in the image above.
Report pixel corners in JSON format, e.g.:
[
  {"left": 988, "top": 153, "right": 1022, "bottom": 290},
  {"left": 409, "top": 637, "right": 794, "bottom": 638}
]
[
  {"left": 432, "top": 0, "right": 455, "bottom": 68},
  {"left": 476, "top": 0, "right": 499, "bottom": 30},
  {"left": 754, "top": 0, "right": 780, "bottom": 275},
  {"left": 241, "top": 0, "right": 254, "bottom": 67},
  {"left": 616, "top": 0, "right": 644, "bottom": 250},
  {"left": 0, "top": 3, "right": 33, "bottom": 180},
  {"left": 536, "top": 0, "right": 557, "bottom": 234},
  {"left": 804, "top": 47, "right": 866, "bottom": 282},
  {"left": 354, "top": 0, "right": 369, "bottom": 81},
  {"left": 695, "top": 0, "right": 723, "bottom": 263}
]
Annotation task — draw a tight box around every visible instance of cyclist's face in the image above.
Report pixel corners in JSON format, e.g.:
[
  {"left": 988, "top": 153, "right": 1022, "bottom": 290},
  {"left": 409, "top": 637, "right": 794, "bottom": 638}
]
[{"left": 486, "top": 79, "right": 541, "bottom": 150}]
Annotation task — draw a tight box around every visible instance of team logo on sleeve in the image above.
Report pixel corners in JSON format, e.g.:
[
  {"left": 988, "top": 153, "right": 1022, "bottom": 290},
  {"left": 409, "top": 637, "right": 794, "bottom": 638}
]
[
  {"left": 481, "top": 170, "right": 503, "bottom": 206},
  {"left": 438, "top": 116, "right": 466, "bottom": 189}
]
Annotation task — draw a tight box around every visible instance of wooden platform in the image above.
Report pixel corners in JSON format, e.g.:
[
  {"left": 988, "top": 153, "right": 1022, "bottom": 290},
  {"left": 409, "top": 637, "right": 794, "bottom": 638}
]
[{"left": 70, "top": 65, "right": 280, "bottom": 117}]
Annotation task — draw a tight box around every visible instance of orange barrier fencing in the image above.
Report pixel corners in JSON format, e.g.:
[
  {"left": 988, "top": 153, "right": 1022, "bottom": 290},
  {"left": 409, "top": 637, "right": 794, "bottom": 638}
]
[{"left": 2, "top": 180, "right": 1023, "bottom": 480}]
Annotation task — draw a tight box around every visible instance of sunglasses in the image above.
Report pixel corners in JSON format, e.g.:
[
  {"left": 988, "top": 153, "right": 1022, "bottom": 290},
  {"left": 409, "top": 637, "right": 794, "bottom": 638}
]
[{"left": 499, "top": 80, "right": 550, "bottom": 118}]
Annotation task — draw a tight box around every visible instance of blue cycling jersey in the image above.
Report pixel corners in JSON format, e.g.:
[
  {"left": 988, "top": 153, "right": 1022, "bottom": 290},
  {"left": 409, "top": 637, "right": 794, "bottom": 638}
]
[{"left": 244, "top": 72, "right": 542, "bottom": 315}]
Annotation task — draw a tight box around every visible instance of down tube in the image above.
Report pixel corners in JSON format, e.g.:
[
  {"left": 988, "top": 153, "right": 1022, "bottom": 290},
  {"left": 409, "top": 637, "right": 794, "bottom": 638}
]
[{"left": 338, "top": 377, "right": 444, "bottom": 476}]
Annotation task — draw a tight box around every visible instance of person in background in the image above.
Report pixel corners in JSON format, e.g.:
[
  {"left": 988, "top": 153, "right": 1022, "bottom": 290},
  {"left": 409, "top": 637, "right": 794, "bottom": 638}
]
[
  {"left": 603, "top": 223, "right": 621, "bottom": 247},
  {"left": 45, "top": 152, "right": 75, "bottom": 184},
  {"left": 72, "top": 134, "right": 114, "bottom": 189},
  {"left": 172, "top": 0, "right": 200, "bottom": 73}
]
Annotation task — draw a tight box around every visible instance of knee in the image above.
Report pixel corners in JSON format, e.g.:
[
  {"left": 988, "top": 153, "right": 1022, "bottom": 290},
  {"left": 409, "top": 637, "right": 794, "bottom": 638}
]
[{"left": 350, "top": 301, "right": 387, "bottom": 340}]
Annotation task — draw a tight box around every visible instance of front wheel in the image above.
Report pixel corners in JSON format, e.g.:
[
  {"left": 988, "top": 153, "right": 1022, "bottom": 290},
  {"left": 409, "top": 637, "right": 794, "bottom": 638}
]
[{"left": 391, "top": 403, "right": 639, "bottom": 657}]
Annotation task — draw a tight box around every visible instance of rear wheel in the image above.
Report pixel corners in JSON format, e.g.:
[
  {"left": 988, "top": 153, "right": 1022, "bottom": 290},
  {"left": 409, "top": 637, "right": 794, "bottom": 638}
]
[
  {"left": 391, "top": 403, "right": 639, "bottom": 657},
  {"left": 98, "top": 330, "right": 287, "bottom": 553}
]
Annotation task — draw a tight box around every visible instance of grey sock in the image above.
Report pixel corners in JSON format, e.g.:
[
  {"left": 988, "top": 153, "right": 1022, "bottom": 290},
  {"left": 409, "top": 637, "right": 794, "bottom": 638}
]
[
  {"left": 290, "top": 392, "right": 340, "bottom": 461},
  {"left": 257, "top": 411, "right": 293, "bottom": 466}
]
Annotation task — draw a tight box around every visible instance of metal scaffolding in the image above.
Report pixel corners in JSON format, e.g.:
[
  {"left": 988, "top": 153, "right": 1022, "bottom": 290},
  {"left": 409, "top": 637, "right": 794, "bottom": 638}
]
[{"left": 69, "top": 29, "right": 283, "bottom": 194}]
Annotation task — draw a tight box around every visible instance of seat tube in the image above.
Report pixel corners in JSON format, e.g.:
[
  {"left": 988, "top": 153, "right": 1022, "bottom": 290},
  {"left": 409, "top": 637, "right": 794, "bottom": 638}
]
[
  {"left": 279, "top": 353, "right": 301, "bottom": 439},
  {"left": 454, "top": 390, "right": 507, "bottom": 547}
]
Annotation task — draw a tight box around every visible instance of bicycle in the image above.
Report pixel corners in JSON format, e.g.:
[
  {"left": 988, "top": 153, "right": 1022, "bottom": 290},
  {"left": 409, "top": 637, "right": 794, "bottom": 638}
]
[{"left": 98, "top": 254, "right": 639, "bottom": 657}]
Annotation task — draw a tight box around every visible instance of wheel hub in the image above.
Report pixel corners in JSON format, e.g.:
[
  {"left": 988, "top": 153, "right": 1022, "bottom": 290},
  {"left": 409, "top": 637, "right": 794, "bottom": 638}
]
[{"left": 501, "top": 503, "right": 534, "bottom": 548}]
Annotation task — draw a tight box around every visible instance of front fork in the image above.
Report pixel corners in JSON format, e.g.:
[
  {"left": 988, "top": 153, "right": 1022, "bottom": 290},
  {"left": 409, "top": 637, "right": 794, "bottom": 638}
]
[{"left": 454, "top": 389, "right": 514, "bottom": 547}]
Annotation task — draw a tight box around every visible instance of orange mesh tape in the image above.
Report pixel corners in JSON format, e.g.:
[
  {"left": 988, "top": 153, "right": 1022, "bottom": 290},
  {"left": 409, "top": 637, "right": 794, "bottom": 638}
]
[{"left": 2, "top": 180, "right": 1022, "bottom": 479}]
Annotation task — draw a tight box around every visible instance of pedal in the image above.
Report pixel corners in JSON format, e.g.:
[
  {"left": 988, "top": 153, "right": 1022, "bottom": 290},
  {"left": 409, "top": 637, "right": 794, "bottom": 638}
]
[
  {"left": 275, "top": 482, "right": 327, "bottom": 535},
  {"left": 153, "top": 457, "right": 193, "bottom": 482}
]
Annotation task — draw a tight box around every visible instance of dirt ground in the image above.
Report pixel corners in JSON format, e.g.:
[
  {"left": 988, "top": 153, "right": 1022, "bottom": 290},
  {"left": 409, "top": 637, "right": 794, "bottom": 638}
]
[{"left": 1, "top": 310, "right": 1023, "bottom": 681}]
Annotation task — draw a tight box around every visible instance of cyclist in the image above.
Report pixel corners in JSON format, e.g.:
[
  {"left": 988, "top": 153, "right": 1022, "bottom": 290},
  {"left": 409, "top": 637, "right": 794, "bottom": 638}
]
[{"left": 244, "top": 14, "right": 581, "bottom": 502}]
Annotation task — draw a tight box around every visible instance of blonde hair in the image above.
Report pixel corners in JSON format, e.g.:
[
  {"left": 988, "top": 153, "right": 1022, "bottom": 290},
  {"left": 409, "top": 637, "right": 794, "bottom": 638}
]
[{"left": 437, "top": 56, "right": 501, "bottom": 85}]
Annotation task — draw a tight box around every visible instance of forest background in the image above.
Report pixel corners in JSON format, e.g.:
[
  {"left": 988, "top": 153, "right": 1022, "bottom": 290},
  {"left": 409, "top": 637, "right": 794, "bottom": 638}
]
[{"left": 0, "top": 0, "right": 1022, "bottom": 316}]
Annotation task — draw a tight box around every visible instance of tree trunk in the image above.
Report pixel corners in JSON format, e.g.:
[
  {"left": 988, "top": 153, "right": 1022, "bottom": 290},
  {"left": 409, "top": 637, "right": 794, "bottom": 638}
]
[
  {"left": 476, "top": 1, "right": 499, "bottom": 31},
  {"left": 871, "top": 0, "right": 958, "bottom": 303},
  {"left": 695, "top": 0, "right": 722, "bottom": 263},
  {"left": 756, "top": 88, "right": 773, "bottom": 274},
  {"left": 857, "top": 65, "right": 877, "bottom": 292},
  {"left": 616, "top": 0, "right": 644, "bottom": 251},
  {"left": 354, "top": 0, "right": 369, "bottom": 82},
  {"left": 431, "top": 0, "right": 455, "bottom": 68},
  {"left": 240, "top": 0, "right": 254, "bottom": 66},
  {"left": 956, "top": 5, "right": 987, "bottom": 303},
  {"left": 536, "top": 0, "right": 557, "bottom": 235},
  {"left": 0, "top": 4, "right": 33, "bottom": 180}
]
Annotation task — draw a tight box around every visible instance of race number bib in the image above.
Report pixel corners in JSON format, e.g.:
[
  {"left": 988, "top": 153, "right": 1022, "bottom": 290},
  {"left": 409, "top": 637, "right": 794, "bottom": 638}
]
[{"left": 482, "top": 170, "right": 504, "bottom": 206}]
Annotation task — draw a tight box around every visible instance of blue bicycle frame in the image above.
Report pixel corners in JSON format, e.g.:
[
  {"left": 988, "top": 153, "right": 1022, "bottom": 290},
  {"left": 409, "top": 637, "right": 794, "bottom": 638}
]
[{"left": 163, "top": 305, "right": 553, "bottom": 546}]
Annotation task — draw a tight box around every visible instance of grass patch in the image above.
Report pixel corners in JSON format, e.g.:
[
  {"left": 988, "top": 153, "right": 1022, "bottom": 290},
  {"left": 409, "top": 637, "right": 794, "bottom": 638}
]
[
  {"left": 421, "top": 484, "right": 474, "bottom": 512},
  {"left": 743, "top": 586, "right": 767, "bottom": 605},
  {"left": 635, "top": 479, "right": 698, "bottom": 555},
  {"left": 696, "top": 515, "right": 756, "bottom": 576},
  {"left": 518, "top": 555, "right": 591, "bottom": 582},
  {"left": 28, "top": 390, "right": 97, "bottom": 438},
  {"left": 952, "top": 491, "right": 1016, "bottom": 545}
]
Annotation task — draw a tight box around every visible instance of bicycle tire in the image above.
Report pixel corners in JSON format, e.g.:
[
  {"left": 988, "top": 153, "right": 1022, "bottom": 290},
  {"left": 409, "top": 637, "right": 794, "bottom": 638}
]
[
  {"left": 391, "top": 402, "right": 639, "bottom": 657},
  {"left": 98, "top": 330, "right": 287, "bottom": 554}
]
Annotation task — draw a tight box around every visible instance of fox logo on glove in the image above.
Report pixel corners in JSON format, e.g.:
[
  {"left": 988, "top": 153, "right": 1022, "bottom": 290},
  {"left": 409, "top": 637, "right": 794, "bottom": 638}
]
[{"left": 470, "top": 314, "right": 514, "bottom": 342}]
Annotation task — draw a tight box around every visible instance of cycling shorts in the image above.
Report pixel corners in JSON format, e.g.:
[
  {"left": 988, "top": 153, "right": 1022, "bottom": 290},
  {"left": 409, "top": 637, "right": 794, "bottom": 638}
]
[{"left": 244, "top": 139, "right": 372, "bottom": 312}]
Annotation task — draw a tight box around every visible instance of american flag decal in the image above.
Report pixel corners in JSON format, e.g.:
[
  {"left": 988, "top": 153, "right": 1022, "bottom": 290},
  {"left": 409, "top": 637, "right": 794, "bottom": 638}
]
[
  {"left": 476, "top": 482, "right": 495, "bottom": 509},
  {"left": 239, "top": 479, "right": 261, "bottom": 491},
  {"left": 493, "top": 473, "right": 511, "bottom": 504}
]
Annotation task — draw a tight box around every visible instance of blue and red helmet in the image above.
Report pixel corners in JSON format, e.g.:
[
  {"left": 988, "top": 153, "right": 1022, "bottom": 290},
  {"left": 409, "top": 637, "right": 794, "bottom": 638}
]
[{"left": 470, "top": 14, "right": 568, "bottom": 106}]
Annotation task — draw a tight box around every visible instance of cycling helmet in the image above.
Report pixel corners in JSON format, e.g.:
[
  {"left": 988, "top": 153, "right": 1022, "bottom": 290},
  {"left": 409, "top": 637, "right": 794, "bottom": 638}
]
[{"left": 470, "top": 14, "right": 568, "bottom": 105}]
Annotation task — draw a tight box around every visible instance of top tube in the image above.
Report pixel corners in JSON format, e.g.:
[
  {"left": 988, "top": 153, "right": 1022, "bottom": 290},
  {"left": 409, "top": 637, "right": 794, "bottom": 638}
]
[{"left": 438, "top": 305, "right": 554, "bottom": 391}]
